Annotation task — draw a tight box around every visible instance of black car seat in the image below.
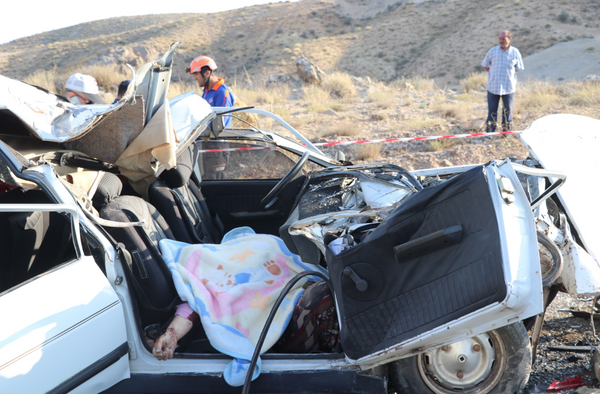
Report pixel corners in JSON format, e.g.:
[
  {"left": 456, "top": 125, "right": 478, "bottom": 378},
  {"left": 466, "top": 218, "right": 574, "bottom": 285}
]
[
  {"left": 96, "top": 173, "right": 180, "bottom": 329},
  {"left": 148, "top": 143, "right": 224, "bottom": 244},
  {"left": 94, "top": 172, "right": 217, "bottom": 353},
  {"left": 0, "top": 188, "right": 76, "bottom": 292}
]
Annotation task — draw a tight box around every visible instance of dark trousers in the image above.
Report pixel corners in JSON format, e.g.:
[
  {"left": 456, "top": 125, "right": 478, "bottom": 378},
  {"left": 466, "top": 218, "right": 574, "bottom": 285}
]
[{"left": 486, "top": 92, "right": 514, "bottom": 133}]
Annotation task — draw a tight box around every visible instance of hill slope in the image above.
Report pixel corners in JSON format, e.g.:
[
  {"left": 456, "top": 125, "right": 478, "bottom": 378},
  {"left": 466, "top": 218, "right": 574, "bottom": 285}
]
[{"left": 1, "top": 0, "right": 599, "bottom": 86}]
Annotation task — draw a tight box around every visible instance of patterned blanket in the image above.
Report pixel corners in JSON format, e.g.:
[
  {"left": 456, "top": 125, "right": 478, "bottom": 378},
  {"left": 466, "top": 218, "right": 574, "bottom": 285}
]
[{"left": 159, "top": 227, "right": 327, "bottom": 386}]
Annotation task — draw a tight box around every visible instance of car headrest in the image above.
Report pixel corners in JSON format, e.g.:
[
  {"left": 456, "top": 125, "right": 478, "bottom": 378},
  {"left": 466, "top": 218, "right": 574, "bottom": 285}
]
[
  {"left": 159, "top": 143, "right": 198, "bottom": 189},
  {"left": 92, "top": 172, "right": 123, "bottom": 212}
]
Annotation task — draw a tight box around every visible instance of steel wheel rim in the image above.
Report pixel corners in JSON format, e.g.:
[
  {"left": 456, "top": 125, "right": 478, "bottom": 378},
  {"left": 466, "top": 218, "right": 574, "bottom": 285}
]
[{"left": 417, "top": 331, "right": 507, "bottom": 393}]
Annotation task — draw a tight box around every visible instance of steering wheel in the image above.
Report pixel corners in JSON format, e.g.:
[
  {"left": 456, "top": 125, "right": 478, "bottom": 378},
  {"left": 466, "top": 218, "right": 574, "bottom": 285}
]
[{"left": 260, "top": 151, "right": 310, "bottom": 210}]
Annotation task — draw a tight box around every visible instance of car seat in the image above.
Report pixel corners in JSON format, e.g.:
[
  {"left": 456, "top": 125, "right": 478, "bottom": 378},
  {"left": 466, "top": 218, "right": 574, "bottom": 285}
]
[
  {"left": 96, "top": 173, "right": 180, "bottom": 329},
  {"left": 94, "top": 172, "right": 217, "bottom": 353},
  {"left": 0, "top": 188, "right": 76, "bottom": 292},
  {"left": 148, "top": 142, "right": 224, "bottom": 245}
]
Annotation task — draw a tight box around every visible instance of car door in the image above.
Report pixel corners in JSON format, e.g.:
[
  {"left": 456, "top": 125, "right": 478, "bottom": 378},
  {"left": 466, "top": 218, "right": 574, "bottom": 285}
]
[
  {"left": 326, "top": 160, "right": 543, "bottom": 368},
  {"left": 0, "top": 202, "right": 130, "bottom": 393}
]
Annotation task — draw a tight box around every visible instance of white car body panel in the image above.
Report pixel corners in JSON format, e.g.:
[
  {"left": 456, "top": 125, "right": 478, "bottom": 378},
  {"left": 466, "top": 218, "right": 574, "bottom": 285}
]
[
  {"left": 0, "top": 256, "right": 129, "bottom": 393},
  {"left": 170, "top": 92, "right": 214, "bottom": 143},
  {"left": 561, "top": 223, "right": 600, "bottom": 295},
  {"left": 520, "top": 114, "right": 600, "bottom": 295}
]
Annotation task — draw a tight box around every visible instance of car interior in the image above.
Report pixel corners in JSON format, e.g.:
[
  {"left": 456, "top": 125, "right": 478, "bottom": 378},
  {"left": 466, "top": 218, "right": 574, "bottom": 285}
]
[
  {"left": 0, "top": 187, "right": 76, "bottom": 293},
  {"left": 0, "top": 124, "right": 338, "bottom": 361},
  {"left": 92, "top": 141, "right": 342, "bottom": 357},
  {"left": 0, "top": 153, "right": 114, "bottom": 294}
]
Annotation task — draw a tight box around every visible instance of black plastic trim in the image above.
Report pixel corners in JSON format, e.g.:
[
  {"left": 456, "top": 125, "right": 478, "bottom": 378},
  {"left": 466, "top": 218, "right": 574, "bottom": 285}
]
[
  {"left": 47, "top": 342, "right": 128, "bottom": 394},
  {"left": 102, "top": 369, "right": 386, "bottom": 394}
]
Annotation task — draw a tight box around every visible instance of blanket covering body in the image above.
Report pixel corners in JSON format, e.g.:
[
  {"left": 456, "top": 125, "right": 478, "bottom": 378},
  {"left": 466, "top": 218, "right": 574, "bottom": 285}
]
[{"left": 159, "top": 227, "right": 327, "bottom": 386}]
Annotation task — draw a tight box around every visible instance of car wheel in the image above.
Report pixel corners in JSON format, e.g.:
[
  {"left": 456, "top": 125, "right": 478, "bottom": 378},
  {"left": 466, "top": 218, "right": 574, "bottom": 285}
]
[{"left": 389, "top": 323, "right": 531, "bottom": 394}]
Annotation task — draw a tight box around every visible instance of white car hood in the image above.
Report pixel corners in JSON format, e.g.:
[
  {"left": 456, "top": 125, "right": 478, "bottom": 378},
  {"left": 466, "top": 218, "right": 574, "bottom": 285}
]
[{"left": 520, "top": 114, "right": 600, "bottom": 262}]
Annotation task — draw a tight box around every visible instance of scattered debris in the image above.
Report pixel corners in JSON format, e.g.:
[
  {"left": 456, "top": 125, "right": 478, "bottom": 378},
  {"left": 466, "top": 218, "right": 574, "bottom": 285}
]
[
  {"left": 547, "top": 345, "right": 595, "bottom": 353},
  {"left": 571, "top": 309, "right": 600, "bottom": 320},
  {"left": 547, "top": 376, "right": 584, "bottom": 390},
  {"left": 567, "top": 354, "right": 587, "bottom": 363}
]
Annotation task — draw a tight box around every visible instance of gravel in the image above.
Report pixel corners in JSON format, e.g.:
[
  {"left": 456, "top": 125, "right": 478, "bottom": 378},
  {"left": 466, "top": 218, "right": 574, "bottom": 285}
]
[{"left": 524, "top": 292, "right": 600, "bottom": 393}]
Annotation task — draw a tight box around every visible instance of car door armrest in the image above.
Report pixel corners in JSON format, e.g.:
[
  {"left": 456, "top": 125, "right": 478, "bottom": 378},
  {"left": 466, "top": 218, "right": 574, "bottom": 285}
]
[{"left": 393, "top": 224, "right": 463, "bottom": 263}]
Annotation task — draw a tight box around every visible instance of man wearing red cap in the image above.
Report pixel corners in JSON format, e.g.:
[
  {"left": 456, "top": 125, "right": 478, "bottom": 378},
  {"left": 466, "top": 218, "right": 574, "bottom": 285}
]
[{"left": 188, "top": 56, "right": 235, "bottom": 128}]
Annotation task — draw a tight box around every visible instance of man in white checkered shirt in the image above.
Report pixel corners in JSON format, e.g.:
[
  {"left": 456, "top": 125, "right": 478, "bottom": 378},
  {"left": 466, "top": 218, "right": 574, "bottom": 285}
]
[{"left": 481, "top": 31, "right": 524, "bottom": 133}]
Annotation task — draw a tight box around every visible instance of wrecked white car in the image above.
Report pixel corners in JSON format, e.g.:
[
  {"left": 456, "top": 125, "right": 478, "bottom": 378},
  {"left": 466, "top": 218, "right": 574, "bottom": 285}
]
[{"left": 0, "top": 42, "right": 598, "bottom": 394}]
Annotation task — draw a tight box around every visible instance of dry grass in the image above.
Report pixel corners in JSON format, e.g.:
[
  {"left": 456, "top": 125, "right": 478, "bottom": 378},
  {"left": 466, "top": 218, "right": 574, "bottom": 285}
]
[
  {"left": 394, "top": 76, "right": 437, "bottom": 91},
  {"left": 302, "top": 85, "right": 344, "bottom": 113},
  {"left": 520, "top": 93, "right": 562, "bottom": 111},
  {"left": 461, "top": 73, "right": 487, "bottom": 93},
  {"left": 167, "top": 81, "right": 199, "bottom": 99},
  {"left": 321, "top": 72, "right": 357, "bottom": 98},
  {"left": 353, "top": 143, "right": 382, "bottom": 161},
  {"left": 401, "top": 117, "right": 447, "bottom": 131},
  {"left": 23, "top": 68, "right": 61, "bottom": 93},
  {"left": 453, "top": 92, "right": 484, "bottom": 103},
  {"left": 517, "top": 81, "right": 570, "bottom": 111},
  {"left": 79, "top": 64, "right": 130, "bottom": 92},
  {"left": 427, "top": 128, "right": 459, "bottom": 152},
  {"left": 433, "top": 102, "right": 470, "bottom": 122},
  {"left": 234, "top": 84, "right": 291, "bottom": 106},
  {"left": 230, "top": 97, "right": 260, "bottom": 129},
  {"left": 319, "top": 119, "right": 361, "bottom": 138},
  {"left": 367, "top": 85, "right": 396, "bottom": 108},
  {"left": 568, "top": 84, "right": 600, "bottom": 107},
  {"left": 287, "top": 115, "right": 312, "bottom": 132}
]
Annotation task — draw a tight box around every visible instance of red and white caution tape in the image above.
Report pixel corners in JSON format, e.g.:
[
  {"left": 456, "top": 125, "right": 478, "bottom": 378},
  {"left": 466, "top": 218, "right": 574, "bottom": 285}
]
[
  {"left": 197, "top": 130, "right": 521, "bottom": 153},
  {"left": 313, "top": 130, "right": 520, "bottom": 147}
]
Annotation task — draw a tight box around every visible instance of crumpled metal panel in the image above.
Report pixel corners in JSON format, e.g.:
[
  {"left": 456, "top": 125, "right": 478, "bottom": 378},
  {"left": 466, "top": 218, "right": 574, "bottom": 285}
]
[
  {"left": 63, "top": 96, "right": 145, "bottom": 163},
  {"left": 520, "top": 114, "right": 600, "bottom": 264},
  {"left": 290, "top": 174, "right": 416, "bottom": 253},
  {"left": 0, "top": 75, "right": 129, "bottom": 143}
]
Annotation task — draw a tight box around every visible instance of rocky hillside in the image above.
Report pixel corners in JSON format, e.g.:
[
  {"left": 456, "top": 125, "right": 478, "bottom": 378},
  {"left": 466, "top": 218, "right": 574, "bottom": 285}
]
[{"left": 1, "top": 0, "right": 599, "bottom": 86}]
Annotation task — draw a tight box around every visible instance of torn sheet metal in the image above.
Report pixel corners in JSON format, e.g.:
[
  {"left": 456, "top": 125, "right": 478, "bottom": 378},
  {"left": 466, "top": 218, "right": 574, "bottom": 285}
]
[
  {"left": 169, "top": 91, "right": 214, "bottom": 145},
  {"left": 0, "top": 73, "right": 137, "bottom": 143},
  {"left": 560, "top": 217, "right": 600, "bottom": 296},
  {"left": 359, "top": 179, "right": 413, "bottom": 209},
  {"left": 288, "top": 174, "right": 415, "bottom": 253},
  {"left": 289, "top": 210, "right": 381, "bottom": 255},
  {"left": 520, "top": 114, "right": 600, "bottom": 264}
]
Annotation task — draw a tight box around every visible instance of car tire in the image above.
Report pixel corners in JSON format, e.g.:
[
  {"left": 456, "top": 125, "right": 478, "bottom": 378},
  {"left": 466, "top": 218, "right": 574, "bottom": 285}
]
[{"left": 389, "top": 323, "right": 531, "bottom": 394}]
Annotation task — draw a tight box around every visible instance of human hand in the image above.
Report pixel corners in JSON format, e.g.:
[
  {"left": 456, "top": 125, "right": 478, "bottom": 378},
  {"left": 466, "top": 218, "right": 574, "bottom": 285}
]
[{"left": 152, "top": 327, "right": 178, "bottom": 361}]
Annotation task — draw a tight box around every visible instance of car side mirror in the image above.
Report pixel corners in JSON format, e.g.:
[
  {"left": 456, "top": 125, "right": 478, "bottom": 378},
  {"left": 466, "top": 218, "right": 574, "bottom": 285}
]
[
  {"left": 210, "top": 115, "right": 224, "bottom": 137},
  {"left": 197, "top": 115, "right": 224, "bottom": 140}
]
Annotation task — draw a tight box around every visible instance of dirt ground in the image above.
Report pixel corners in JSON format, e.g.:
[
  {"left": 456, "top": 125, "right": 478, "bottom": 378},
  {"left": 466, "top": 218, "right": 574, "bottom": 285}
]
[{"left": 525, "top": 292, "right": 600, "bottom": 393}]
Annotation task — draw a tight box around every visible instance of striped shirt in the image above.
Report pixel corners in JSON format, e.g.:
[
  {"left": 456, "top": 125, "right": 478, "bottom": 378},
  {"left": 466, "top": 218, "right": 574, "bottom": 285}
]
[{"left": 481, "top": 46, "right": 524, "bottom": 95}]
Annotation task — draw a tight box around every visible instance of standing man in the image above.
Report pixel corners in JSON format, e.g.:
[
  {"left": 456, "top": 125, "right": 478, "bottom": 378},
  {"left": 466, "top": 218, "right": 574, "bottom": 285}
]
[
  {"left": 187, "top": 56, "right": 235, "bottom": 128},
  {"left": 481, "top": 31, "right": 524, "bottom": 133}
]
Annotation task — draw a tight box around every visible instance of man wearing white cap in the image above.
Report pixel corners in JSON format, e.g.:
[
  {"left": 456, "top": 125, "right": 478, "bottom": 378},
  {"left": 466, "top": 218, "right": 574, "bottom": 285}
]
[{"left": 65, "top": 73, "right": 106, "bottom": 104}]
